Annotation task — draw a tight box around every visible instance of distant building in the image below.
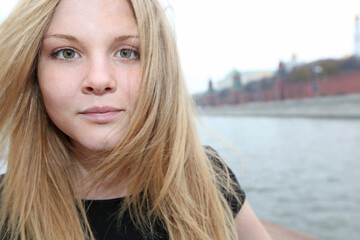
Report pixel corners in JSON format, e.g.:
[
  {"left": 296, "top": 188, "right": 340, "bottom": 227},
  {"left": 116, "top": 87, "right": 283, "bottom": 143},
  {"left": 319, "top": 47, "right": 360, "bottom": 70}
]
[
  {"left": 217, "top": 69, "right": 274, "bottom": 91},
  {"left": 285, "top": 53, "right": 299, "bottom": 72},
  {"left": 194, "top": 17, "right": 360, "bottom": 106},
  {"left": 355, "top": 15, "right": 360, "bottom": 57},
  {"left": 208, "top": 78, "right": 214, "bottom": 92},
  {"left": 217, "top": 69, "right": 242, "bottom": 90},
  {"left": 240, "top": 70, "right": 275, "bottom": 85}
]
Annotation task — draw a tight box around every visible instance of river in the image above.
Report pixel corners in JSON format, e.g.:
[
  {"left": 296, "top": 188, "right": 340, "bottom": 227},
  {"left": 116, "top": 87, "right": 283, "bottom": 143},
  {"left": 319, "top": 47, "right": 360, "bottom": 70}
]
[{"left": 198, "top": 116, "right": 360, "bottom": 240}]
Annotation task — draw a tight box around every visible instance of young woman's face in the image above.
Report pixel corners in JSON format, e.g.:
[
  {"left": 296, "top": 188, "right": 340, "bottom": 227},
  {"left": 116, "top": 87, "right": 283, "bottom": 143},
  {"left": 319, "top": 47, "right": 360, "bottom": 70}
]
[{"left": 37, "top": 0, "right": 141, "bottom": 153}]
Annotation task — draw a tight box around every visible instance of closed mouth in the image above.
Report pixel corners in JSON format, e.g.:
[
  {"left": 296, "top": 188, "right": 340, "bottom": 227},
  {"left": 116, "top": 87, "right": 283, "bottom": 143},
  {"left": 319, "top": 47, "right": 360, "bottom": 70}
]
[{"left": 79, "top": 106, "right": 124, "bottom": 123}]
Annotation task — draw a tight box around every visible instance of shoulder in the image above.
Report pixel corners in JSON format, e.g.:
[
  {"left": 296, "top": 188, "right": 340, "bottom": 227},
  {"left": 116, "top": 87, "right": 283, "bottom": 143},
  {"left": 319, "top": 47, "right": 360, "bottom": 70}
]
[{"left": 204, "top": 146, "right": 246, "bottom": 216}]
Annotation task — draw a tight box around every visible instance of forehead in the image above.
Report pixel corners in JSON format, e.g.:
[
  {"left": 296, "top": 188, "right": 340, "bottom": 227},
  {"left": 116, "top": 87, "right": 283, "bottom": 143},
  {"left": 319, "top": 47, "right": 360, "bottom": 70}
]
[{"left": 46, "top": 0, "right": 138, "bottom": 36}]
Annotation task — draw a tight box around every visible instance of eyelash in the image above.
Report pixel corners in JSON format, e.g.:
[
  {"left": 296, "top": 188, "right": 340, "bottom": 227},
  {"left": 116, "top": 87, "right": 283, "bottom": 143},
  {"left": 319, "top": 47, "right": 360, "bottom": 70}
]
[
  {"left": 50, "top": 48, "right": 79, "bottom": 61},
  {"left": 50, "top": 48, "right": 140, "bottom": 61},
  {"left": 115, "top": 48, "right": 140, "bottom": 59}
]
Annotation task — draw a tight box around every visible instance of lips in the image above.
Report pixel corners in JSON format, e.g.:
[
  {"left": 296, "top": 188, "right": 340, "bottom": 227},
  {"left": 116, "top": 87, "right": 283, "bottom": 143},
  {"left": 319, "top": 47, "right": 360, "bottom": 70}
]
[{"left": 79, "top": 106, "right": 124, "bottom": 123}]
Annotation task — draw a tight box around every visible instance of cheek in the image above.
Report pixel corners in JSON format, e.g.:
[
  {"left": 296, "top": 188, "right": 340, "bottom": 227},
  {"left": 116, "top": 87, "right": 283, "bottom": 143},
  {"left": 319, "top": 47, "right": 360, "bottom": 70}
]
[
  {"left": 40, "top": 88, "right": 73, "bottom": 130},
  {"left": 37, "top": 69, "right": 77, "bottom": 117},
  {"left": 131, "top": 79, "right": 141, "bottom": 113},
  {"left": 119, "top": 66, "right": 141, "bottom": 107},
  {"left": 129, "top": 76, "right": 140, "bottom": 103},
  {"left": 39, "top": 80, "right": 72, "bottom": 110}
]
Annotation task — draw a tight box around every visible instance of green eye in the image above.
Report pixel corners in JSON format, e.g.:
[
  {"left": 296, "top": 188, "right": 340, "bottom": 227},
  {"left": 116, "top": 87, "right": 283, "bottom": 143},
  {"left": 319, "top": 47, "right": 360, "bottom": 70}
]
[
  {"left": 51, "top": 49, "right": 79, "bottom": 60},
  {"left": 62, "top": 50, "right": 76, "bottom": 59},
  {"left": 116, "top": 49, "right": 139, "bottom": 59},
  {"left": 119, "top": 49, "right": 131, "bottom": 58}
]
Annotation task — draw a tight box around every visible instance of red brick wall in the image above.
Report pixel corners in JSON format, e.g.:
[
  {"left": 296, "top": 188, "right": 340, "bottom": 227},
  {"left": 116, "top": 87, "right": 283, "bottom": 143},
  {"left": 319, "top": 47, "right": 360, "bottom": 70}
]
[{"left": 197, "top": 71, "right": 360, "bottom": 106}]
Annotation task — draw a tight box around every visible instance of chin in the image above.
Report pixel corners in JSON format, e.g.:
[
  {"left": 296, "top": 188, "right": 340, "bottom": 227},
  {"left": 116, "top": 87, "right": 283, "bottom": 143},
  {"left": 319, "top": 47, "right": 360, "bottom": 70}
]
[
  {"left": 72, "top": 138, "right": 120, "bottom": 155},
  {"left": 69, "top": 128, "right": 128, "bottom": 155},
  {"left": 87, "top": 142, "right": 119, "bottom": 153}
]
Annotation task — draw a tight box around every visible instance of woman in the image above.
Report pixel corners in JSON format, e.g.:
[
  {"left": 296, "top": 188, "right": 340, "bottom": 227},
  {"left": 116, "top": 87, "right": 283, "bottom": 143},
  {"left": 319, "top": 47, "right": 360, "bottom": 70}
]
[{"left": 0, "top": 0, "right": 271, "bottom": 239}]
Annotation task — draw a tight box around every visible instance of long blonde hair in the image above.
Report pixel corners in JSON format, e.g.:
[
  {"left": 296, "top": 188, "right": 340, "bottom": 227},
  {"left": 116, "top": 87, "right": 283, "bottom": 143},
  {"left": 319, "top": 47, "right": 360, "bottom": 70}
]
[{"left": 0, "top": 0, "right": 240, "bottom": 239}]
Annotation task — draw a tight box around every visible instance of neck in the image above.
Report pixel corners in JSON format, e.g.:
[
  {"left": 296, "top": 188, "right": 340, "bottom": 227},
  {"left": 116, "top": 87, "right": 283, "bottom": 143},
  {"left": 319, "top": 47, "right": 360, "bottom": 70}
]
[{"left": 73, "top": 149, "right": 128, "bottom": 200}]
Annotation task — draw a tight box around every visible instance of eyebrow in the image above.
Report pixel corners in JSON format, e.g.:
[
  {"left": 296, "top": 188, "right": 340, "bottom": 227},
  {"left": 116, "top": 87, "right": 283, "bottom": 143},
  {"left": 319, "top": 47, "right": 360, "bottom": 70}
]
[
  {"left": 115, "top": 35, "right": 139, "bottom": 41},
  {"left": 43, "top": 34, "right": 139, "bottom": 42},
  {"left": 43, "top": 34, "right": 80, "bottom": 42}
]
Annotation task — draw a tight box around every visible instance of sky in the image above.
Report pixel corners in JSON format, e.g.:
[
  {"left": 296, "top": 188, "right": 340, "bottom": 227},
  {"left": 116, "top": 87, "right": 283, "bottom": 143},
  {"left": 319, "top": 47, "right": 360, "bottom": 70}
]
[{"left": 1, "top": 0, "right": 360, "bottom": 93}]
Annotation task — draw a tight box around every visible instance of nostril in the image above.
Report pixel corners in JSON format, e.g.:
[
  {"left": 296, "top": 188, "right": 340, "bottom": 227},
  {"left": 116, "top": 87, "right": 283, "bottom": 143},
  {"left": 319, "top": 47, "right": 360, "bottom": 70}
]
[
  {"left": 82, "top": 82, "right": 115, "bottom": 95},
  {"left": 86, "top": 87, "right": 94, "bottom": 92}
]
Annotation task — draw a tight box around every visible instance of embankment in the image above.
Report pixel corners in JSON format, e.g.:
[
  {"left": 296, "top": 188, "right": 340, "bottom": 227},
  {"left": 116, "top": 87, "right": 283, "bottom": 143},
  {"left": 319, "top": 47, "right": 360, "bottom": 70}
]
[{"left": 198, "top": 94, "right": 360, "bottom": 119}]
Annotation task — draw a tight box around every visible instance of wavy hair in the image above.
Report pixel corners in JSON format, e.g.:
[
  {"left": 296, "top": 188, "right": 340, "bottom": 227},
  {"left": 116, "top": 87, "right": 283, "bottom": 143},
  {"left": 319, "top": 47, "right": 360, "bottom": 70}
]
[{"left": 0, "top": 0, "right": 240, "bottom": 239}]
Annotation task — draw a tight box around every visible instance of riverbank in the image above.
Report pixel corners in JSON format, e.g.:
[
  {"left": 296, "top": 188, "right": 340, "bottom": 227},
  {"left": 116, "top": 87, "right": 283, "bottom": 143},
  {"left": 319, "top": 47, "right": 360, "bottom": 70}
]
[{"left": 197, "top": 94, "right": 360, "bottom": 119}]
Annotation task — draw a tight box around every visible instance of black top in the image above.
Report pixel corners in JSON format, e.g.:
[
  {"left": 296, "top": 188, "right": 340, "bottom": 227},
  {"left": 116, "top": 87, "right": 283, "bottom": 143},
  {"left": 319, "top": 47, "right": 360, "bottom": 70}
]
[
  {"left": 84, "top": 158, "right": 245, "bottom": 240},
  {"left": 84, "top": 197, "right": 151, "bottom": 240}
]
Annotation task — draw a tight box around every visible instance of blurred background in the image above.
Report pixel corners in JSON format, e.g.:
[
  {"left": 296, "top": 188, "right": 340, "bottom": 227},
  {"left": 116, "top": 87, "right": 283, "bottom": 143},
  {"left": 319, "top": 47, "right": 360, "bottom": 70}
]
[
  {"left": 160, "top": 0, "right": 360, "bottom": 239},
  {"left": 1, "top": 0, "right": 360, "bottom": 239}
]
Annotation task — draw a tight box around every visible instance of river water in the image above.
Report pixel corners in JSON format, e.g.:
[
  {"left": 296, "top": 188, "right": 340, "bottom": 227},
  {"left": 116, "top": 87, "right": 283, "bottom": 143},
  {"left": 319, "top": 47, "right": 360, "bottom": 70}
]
[{"left": 198, "top": 116, "right": 360, "bottom": 240}]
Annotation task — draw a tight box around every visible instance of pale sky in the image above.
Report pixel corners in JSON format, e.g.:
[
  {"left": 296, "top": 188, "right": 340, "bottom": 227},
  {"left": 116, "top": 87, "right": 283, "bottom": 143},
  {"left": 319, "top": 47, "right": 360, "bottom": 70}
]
[{"left": 1, "top": 0, "right": 360, "bottom": 93}]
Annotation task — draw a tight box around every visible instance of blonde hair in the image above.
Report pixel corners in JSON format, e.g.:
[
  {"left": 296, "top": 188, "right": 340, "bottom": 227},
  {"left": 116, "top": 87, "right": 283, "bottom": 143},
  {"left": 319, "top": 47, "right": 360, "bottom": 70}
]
[{"left": 0, "top": 0, "right": 240, "bottom": 239}]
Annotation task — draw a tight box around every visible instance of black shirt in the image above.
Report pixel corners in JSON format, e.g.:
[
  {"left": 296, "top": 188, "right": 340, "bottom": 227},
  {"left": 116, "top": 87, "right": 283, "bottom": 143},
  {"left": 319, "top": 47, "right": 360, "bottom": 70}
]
[{"left": 84, "top": 161, "right": 245, "bottom": 240}]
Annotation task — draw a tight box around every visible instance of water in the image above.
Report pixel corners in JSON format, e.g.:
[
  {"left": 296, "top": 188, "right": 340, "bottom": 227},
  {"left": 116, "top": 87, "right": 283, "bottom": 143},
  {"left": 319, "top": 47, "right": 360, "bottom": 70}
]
[{"left": 198, "top": 116, "right": 360, "bottom": 240}]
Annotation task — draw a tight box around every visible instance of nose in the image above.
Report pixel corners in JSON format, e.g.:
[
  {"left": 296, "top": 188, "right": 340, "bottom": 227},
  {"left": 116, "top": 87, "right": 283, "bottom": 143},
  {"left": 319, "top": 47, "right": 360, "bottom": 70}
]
[{"left": 82, "top": 59, "right": 116, "bottom": 95}]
